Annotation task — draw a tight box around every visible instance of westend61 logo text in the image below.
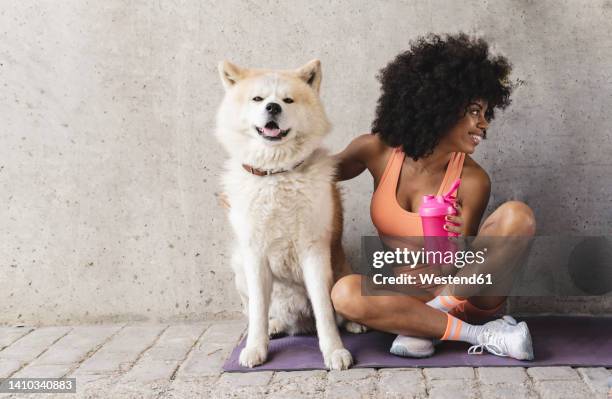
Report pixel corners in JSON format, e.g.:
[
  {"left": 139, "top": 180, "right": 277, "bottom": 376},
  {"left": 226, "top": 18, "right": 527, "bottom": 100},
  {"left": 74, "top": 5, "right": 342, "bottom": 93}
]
[{"left": 372, "top": 247, "right": 487, "bottom": 269}]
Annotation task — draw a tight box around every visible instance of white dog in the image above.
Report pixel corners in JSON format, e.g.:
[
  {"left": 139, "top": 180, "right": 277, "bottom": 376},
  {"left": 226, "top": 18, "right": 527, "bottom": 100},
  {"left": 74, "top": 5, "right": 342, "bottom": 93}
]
[{"left": 215, "top": 59, "right": 363, "bottom": 370}]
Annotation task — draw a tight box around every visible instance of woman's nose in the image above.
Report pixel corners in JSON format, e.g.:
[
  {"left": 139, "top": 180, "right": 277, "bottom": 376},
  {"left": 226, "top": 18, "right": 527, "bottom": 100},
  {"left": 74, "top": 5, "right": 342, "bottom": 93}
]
[{"left": 478, "top": 115, "right": 489, "bottom": 130}]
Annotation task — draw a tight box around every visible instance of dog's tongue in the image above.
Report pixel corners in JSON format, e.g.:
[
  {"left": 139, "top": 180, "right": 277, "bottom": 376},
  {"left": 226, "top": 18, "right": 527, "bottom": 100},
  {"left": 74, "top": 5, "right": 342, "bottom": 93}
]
[
  {"left": 262, "top": 127, "right": 281, "bottom": 137},
  {"left": 263, "top": 122, "right": 281, "bottom": 137}
]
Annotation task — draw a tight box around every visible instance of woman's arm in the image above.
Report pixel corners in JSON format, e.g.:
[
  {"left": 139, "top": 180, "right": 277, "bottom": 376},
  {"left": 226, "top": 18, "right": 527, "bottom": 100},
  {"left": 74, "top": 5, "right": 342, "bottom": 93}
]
[
  {"left": 333, "top": 134, "right": 382, "bottom": 181},
  {"left": 446, "top": 165, "right": 491, "bottom": 236}
]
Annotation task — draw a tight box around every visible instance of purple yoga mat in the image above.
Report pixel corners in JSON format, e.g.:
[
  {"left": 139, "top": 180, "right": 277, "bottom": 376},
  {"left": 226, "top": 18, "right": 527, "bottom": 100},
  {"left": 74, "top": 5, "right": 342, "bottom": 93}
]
[{"left": 223, "top": 316, "right": 612, "bottom": 371}]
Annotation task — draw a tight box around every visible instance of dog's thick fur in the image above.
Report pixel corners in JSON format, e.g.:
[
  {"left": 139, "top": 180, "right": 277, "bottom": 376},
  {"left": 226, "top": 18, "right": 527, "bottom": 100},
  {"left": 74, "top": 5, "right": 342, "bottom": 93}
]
[{"left": 215, "top": 60, "right": 362, "bottom": 370}]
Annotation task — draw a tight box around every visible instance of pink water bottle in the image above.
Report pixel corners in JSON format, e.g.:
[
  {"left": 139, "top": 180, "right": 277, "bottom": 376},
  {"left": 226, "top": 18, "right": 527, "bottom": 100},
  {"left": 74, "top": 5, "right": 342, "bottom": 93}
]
[{"left": 419, "top": 179, "right": 461, "bottom": 255}]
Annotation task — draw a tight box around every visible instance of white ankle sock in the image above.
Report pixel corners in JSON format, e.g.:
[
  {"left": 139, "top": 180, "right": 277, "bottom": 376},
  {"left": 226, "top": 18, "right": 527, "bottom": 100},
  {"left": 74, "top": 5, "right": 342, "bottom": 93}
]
[{"left": 440, "top": 313, "right": 483, "bottom": 345}]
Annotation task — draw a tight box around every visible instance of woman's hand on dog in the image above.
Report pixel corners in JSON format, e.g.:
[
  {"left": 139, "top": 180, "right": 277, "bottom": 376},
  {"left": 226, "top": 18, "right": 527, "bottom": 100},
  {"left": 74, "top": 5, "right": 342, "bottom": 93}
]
[{"left": 216, "top": 192, "right": 231, "bottom": 209}]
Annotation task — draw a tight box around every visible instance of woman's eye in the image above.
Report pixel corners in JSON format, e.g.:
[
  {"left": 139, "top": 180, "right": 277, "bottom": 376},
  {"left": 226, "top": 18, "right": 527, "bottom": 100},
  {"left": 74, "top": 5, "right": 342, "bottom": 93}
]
[
  {"left": 252, "top": 96, "right": 263, "bottom": 102},
  {"left": 283, "top": 98, "right": 294, "bottom": 104},
  {"left": 470, "top": 109, "right": 479, "bottom": 116}
]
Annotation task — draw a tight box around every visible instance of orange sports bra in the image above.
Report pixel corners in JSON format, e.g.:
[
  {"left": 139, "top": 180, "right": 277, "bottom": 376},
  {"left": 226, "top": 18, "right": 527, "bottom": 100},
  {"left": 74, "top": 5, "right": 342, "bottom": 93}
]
[{"left": 371, "top": 148, "right": 465, "bottom": 237}]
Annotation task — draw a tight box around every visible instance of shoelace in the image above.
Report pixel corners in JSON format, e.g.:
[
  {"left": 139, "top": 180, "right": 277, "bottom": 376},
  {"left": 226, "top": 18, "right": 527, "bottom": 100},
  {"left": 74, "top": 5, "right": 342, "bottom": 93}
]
[
  {"left": 468, "top": 343, "right": 504, "bottom": 356},
  {"left": 468, "top": 327, "right": 508, "bottom": 357}
]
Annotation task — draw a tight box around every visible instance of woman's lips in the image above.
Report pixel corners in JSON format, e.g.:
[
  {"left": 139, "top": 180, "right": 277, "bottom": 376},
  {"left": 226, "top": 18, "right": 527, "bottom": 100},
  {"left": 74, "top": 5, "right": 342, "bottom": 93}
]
[{"left": 469, "top": 133, "right": 483, "bottom": 145}]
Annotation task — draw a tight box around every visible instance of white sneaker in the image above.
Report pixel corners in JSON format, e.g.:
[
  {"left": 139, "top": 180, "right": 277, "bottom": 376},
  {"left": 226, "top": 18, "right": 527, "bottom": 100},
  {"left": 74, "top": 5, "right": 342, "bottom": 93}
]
[
  {"left": 468, "top": 315, "right": 534, "bottom": 360},
  {"left": 390, "top": 335, "right": 435, "bottom": 358}
]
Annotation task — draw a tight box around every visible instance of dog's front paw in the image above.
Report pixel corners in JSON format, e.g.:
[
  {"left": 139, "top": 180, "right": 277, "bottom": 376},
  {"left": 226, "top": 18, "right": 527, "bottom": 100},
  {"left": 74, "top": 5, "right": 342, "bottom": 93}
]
[
  {"left": 324, "top": 348, "right": 353, "bottom": 370},
  {"left": 239, "top": 344, "right": 268, "bottom": 368},
  {"left": 344, "top": 321, "right": 368, "bottom": 334}
]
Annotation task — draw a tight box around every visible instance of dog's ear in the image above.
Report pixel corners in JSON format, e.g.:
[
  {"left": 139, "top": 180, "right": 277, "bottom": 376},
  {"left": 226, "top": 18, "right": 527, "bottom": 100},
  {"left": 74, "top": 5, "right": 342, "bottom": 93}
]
[
  {"left": 218, "top": 60, "right": 244, "bottom": 90},
  {"left": 296, "top": 59, "right": 322, "bottom": 94}
]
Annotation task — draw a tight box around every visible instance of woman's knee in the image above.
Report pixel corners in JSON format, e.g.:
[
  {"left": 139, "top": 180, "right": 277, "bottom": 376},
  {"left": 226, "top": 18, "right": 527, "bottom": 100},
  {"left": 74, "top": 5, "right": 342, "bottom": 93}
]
[
  {"left": 331, "top": 274, "right": 367, "bottom": 321},
  {"left": 494, "top": 201, "right": 536, "bottom": 236}
]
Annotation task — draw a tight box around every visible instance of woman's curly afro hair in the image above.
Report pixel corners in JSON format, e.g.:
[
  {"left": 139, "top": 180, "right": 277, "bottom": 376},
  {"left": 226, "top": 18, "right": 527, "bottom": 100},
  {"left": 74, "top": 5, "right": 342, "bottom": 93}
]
[{"left": 371, "top": 33, "right": 512, "bottom": 160}]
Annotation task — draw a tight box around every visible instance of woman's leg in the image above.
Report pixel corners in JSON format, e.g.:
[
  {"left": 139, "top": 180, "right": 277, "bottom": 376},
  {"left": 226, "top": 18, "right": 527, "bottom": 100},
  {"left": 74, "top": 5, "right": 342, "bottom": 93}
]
[
  {"left": 453, "top": 200, "right": 536, "bottom": 313},
  {"left": 331, "top": 274, "right": 448, "bottom": 338},
  {"left": 331, "top": 273, "right": 534, "bottom": 360}
]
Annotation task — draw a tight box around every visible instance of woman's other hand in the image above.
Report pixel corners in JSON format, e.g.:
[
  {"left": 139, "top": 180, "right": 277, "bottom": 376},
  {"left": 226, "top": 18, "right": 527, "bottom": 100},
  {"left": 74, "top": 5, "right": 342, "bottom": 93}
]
[{"left": 444, "top": 200, "right": 464, "bottom": 235}]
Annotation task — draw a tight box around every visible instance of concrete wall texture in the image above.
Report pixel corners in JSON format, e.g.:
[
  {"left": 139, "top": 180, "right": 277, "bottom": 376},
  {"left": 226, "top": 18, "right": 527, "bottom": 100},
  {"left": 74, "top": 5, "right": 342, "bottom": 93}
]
[{"left": 1, "top": 1, "right": 611, "bottom": 325}]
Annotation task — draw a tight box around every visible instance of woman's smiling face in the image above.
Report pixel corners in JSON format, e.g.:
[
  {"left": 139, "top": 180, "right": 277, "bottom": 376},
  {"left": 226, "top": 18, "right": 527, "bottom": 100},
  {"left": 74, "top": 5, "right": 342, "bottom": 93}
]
[{"left": 442, "top": 99, "right": 490, "bottom": 154}]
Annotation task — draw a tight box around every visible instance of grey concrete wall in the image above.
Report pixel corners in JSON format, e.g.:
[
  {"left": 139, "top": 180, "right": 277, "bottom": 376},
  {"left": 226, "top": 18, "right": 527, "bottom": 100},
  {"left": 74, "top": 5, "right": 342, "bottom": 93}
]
[{"left": 1, "top": 0, "right": 611, "bottom": 325}]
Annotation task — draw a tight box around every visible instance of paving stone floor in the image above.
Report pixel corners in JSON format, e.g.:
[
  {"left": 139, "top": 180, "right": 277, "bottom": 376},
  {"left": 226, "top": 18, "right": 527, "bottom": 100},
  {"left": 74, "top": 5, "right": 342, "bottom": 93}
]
[{"left": 0, "top": 320, "right": 611, "bottom": 398}]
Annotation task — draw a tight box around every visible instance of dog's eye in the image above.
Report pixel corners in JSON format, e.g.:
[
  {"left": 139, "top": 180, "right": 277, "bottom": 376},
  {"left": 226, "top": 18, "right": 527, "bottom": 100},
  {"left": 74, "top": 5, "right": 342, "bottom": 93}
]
[
  {"left": 283, "top": 98, "right": 294, "bottom": 104},
  {"left": 252, "top": 96, "right": 263, "bottom": 102}
]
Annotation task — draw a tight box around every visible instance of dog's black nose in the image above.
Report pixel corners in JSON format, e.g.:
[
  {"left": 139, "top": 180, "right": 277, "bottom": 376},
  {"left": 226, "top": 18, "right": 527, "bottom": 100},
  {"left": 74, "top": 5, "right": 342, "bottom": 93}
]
[{"left": 265, "top": 102, "right": 282, "bottom": 116}]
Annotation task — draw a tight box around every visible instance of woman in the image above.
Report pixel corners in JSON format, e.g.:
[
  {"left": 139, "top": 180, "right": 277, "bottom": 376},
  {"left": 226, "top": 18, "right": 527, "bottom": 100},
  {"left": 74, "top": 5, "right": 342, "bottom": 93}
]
[{"left": 331, "top": 34, "right": 536, "bottom": 360}]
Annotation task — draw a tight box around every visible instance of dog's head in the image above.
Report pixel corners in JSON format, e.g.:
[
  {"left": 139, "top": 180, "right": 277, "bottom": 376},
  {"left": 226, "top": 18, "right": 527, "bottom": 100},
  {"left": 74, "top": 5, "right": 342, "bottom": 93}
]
[{"left": 215, "top": 60, "right": 331, "bottom": 168}]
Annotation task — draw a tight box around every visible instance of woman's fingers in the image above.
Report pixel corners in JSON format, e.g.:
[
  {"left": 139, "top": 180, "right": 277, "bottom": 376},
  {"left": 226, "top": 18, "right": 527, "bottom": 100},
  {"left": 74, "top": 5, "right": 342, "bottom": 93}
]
[
  {"left": 445, "top": 215, "right": 462, "bottom": 226},
  {"left": 444, "top": 214, "right": 463, "bottom": 235},
  {"left": 444, "top": 223, "right": 462, "bottom": 234},
  {"left": 445, "top": 214, "right": 460, "bottom": 223}
]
